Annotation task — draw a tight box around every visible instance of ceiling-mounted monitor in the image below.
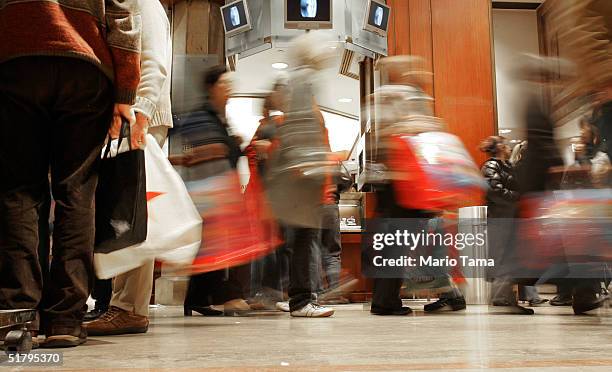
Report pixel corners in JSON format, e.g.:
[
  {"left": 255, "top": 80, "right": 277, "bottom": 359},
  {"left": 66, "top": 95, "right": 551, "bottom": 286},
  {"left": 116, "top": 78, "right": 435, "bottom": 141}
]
[
  {"left": 221, "top": 0, "right": 252, "bottom": 38},
  {"left": 285, "top": 0, "right": 333, "bottom": 30},
  {"left": 363, "top": 0, "right": 390, "bottom": 37}
]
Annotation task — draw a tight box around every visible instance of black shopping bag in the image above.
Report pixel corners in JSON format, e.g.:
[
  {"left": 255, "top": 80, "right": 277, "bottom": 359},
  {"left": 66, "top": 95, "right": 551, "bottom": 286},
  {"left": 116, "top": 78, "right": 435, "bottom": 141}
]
[{"left": 95, "top": 120, "right": 147, "bottom": 254}]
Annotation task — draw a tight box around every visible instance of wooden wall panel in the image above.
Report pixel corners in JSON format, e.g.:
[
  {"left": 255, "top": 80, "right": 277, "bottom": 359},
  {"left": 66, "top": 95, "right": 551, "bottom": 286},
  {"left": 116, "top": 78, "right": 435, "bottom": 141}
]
[
  {"left": 408, "top": 0, "right": 434, "bottom": 98},
  {"left": 387, "top": 0, "right": 411, "bottom": 56},
  {"left": 430, "top": 0, "right": 495, "bottom": 164}
]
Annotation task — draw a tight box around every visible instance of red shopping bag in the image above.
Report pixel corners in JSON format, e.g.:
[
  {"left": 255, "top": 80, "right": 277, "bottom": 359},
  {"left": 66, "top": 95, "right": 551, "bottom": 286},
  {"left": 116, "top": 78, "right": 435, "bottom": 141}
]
[
  {"left": 186, "top": 170, "right": 281, "bottom": 274},
  {"left": 517, "top": 189, "right": 612, "bottom": 269},
  {"left": 387, "top": 132, "right": 485, "bottom": 211}
]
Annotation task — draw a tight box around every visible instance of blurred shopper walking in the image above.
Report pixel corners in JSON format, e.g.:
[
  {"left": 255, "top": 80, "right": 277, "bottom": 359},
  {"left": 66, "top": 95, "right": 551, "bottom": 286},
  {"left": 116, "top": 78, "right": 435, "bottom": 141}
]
[
  {"left": 0, "top": 0, "right": 141, "bottom": 347},
  {"left": 264, "top": 33, "right": 337, "bottom": 317},
  {"left": 246, "top": 81, "right": 291, "bottom": 309},
  {"left": 173, "top": 66, "right": 251, "bottom": 317},
  {"left": 85, "top": 0, "right": 173, "bottom": 336}
]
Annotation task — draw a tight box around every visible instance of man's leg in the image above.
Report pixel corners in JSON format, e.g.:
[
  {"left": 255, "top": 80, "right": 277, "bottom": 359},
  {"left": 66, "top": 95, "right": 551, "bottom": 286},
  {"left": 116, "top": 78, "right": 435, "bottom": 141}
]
[
  {"left": 0, "top": 58, "right": 53, "bottom": 314},
  {"left": 288, "top": 226, "right": 333, "bottom": 316},
  {"left": 110, "top": 260, "right": 155, "bottom": 317},
  {"left": 320, "top": 204, "right": 342, "bottom": 290},
  {"left": 83, "top": 260, "right": 153, "bottom": 336},
  {"left": 41, "top": 58, "right": 113, "bottom": 342}
]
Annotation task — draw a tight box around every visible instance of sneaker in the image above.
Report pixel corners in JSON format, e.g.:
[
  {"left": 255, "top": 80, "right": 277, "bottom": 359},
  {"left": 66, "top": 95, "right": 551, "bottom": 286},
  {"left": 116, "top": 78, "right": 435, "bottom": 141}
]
[
  {"left": 424, "top": 297, "right": 466, "bottom": 312},
  {"left": 290, "top": 303, "right": 334, "bottom": 317},
  {"left": 84, "top": 307, "right": 149, "bottom": 336},
  {"left": 275, "top": 301, "right": 290, "bottom": 312}
]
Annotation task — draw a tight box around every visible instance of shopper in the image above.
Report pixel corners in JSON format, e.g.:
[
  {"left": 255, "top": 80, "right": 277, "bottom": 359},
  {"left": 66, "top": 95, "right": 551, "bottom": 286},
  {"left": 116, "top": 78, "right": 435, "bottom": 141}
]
[
  {"left": 264, "top": 32, "right": 337, "bottom": 317},
  {"left": 507, "top": 140, "right": 548, "bottom": 307},
  {"left": 174, "top": 66, "right": 251, "bottom": 317},
  {"left": 84, "top": 0, "right": 173, "bottom": 336},
  {"left": 514, "top": 55, "right": 607, "bottom": 315},
  {"left": 0, "top": 0, "right": 141, "bottom": 347},
  {"left": 368, "top": 56, "right": 468, "bottom": 315},
  {"left": 480, "top": 135, "right": 534, "bottom": 314},
  {"left": 246, "top": 83, "right": 291, "bottom": 309}
]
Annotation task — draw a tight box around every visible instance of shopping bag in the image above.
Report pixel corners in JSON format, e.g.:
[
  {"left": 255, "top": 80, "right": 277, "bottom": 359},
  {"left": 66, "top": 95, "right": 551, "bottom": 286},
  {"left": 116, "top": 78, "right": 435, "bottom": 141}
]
[
  {"left": 388, "top": 132, "right": 486, "bottom": 211},
  {"left": 517, "top": 188, "right": 612, "bottom": 270},
  {"left": 94, "top": 134, "right": 202, "bottom": 279},
  {"left": 184, "top": 168, "right": 279, "bottom": 274},
  {"left": 95, "top": 121, "right": 147, "bottom": 254}
]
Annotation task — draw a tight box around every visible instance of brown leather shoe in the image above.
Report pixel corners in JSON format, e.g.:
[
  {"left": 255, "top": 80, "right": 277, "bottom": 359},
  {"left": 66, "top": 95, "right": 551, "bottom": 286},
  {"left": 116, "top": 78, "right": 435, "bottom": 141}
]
[{"left": 84, "top": 307, "right": 149, "bottom": 336}]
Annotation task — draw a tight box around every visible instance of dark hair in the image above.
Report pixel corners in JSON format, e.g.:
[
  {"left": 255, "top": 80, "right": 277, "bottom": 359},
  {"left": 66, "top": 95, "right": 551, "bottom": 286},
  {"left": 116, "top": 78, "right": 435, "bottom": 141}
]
[
  {"left": 203, "top": 65, "right": 228, "bottom": 94},
  {"left": 479, "top": 135, "right": 507, "bottom": 156}
]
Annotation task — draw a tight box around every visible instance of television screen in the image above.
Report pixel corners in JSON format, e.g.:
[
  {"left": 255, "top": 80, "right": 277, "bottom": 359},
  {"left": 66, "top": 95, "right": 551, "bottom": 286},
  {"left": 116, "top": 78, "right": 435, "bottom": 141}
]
[
  {"left": 285, "top": 0, "right": 333, "bottom": 29},
  {"left": 363, "top": 0, "right": 390, "bottom": 36},
  {"left": 221, "top": 0, "right": 252, "bottom": 37}
]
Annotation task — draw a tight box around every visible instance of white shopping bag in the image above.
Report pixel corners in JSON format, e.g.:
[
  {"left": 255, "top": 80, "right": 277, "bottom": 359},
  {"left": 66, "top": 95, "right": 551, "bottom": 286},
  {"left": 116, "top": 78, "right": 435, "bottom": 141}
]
[{"left": 94, "top": 134, "right": 202, "bottom": 279}]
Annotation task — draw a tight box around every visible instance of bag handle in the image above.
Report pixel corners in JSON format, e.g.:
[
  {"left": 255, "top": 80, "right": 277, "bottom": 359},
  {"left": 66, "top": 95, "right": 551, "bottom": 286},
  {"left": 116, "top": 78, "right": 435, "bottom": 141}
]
[{"left": 102, "top": 119, "right": 132, "bottom": 159}]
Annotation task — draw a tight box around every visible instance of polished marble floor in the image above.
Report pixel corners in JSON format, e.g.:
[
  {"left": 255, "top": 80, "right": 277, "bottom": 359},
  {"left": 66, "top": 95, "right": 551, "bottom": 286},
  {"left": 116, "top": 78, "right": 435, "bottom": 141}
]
[{"left": 13, "top": 302, "right": 612, "bottom": 371}]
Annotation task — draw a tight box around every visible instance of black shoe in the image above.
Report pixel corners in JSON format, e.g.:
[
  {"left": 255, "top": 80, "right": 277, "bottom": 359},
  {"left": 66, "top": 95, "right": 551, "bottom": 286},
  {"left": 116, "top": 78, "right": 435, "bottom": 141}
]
[
  {"left": 424, "top": 297, "right": 466, "bottom": 312},
  {"left": 549, "top": 295, "right": 572, "bottom": 306},
  {"left": 528, "top": 298, "right": 549, "bottom": 307},
  {"left": 184, "top": 305, "right": 223, "bottom": 317},
  {"left": 370, "top": 305, "right": 412, "bottom": 316},
  {"left": 490, "top": 301, "right": 535, "bottom": 315},
  {"left": 572, "top": 293, "right": 608, "bottom": 315},
  {"left": 83, "top": 308, "right": 106, "bottom": 322}
]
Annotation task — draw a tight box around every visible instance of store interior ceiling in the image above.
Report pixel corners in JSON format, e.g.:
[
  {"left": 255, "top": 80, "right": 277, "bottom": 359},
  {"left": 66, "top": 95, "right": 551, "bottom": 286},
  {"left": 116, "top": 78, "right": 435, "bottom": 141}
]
[{"left": 231, "top": 44, "right": 361, "bottom": 119}]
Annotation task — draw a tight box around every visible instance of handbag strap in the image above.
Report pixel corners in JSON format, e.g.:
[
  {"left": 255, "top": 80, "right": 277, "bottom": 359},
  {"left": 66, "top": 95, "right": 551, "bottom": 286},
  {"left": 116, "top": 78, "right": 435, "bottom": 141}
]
[{"left": 102, "top": 119, "right": 131, "bottom": 159}]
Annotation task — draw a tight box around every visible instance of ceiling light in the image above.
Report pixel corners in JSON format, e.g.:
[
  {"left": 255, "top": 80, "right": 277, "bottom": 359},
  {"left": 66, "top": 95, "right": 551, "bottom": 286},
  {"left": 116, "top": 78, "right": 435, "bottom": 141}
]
[
  {"left": 338, "top": 98, "right": 353, "bottom": 103},
  {"left": 499, "top": 129, "right": 512, "bottom": 134},
  {"left": 272, "top": 62, "right": 288, "bottom": 70}
]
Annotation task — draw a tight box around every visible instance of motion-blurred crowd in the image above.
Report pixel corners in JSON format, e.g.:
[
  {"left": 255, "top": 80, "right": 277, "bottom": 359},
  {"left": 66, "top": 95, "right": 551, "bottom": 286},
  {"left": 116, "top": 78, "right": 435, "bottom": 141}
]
[{"left": 0, "top": 0, "right": 610, "bottom": 350}]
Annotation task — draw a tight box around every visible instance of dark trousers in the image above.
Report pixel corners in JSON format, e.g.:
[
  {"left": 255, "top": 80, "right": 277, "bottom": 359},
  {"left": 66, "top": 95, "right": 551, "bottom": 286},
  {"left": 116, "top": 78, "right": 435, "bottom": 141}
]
[
  {"left": 288, "top": 226, "right": 321, "bottom": 312},
  {"left": 0, "top": 57, "right": 113, "bottom": 333},
  {"left": 185, "top": 269, "right": 244, "bottom": 307},
  {"left": 372, "top": 278, "right": 404, "bottom": 310},
  {"left": 91, "top": 279, "right": 112, "bottom": 311},
  {"left": 250, "top": 225, "right": 290, "bottom": 299},
  {"left": 319, "top": 204, "right": 342, "bottom": 291}
]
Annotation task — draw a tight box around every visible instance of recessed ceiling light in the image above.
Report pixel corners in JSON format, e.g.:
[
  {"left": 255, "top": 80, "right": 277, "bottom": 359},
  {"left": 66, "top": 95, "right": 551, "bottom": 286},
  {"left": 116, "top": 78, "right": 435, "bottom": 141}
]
[
  {"left": 338, "top": 98, "right": 352, "bottom": 103},
  {"left": 272, "top": 62, "right": 288, "bottom": 70}
]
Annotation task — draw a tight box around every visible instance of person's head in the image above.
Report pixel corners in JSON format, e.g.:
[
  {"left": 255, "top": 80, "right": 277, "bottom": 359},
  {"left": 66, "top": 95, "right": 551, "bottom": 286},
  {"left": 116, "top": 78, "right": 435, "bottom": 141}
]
[
  {"left": 204, "top": 65, "right": 232, "bottom": 113},
  {"left": 289, "top": 32, "right": 334, "bottom": 70},
  {"left": 377, "top": 55, "right": 431, "bottom": 87},
  {"left": 509, "top": 140, "right": 527, "bottom": 166},
  {"left": 579, "top": 116, "right": 599, "bottom": 146},
  {"left": 479, "top": 135, "right": 510, "bottom": 160}
]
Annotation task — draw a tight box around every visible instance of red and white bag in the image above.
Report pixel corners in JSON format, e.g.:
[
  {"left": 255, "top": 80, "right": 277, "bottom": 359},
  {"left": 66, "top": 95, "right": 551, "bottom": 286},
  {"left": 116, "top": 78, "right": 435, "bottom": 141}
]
[
  {"left": 387, "top": 131, "right": 486, "bottom": 211},
  {"left": 94, "top": 134, "right": 202, "bottom": 279}
]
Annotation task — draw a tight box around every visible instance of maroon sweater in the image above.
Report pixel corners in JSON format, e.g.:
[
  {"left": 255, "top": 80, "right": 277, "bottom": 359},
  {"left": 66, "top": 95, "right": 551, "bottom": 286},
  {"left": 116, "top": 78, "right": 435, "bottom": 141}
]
[{"left": 0, "top": 0, "right": 141, "bottom": 104}]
